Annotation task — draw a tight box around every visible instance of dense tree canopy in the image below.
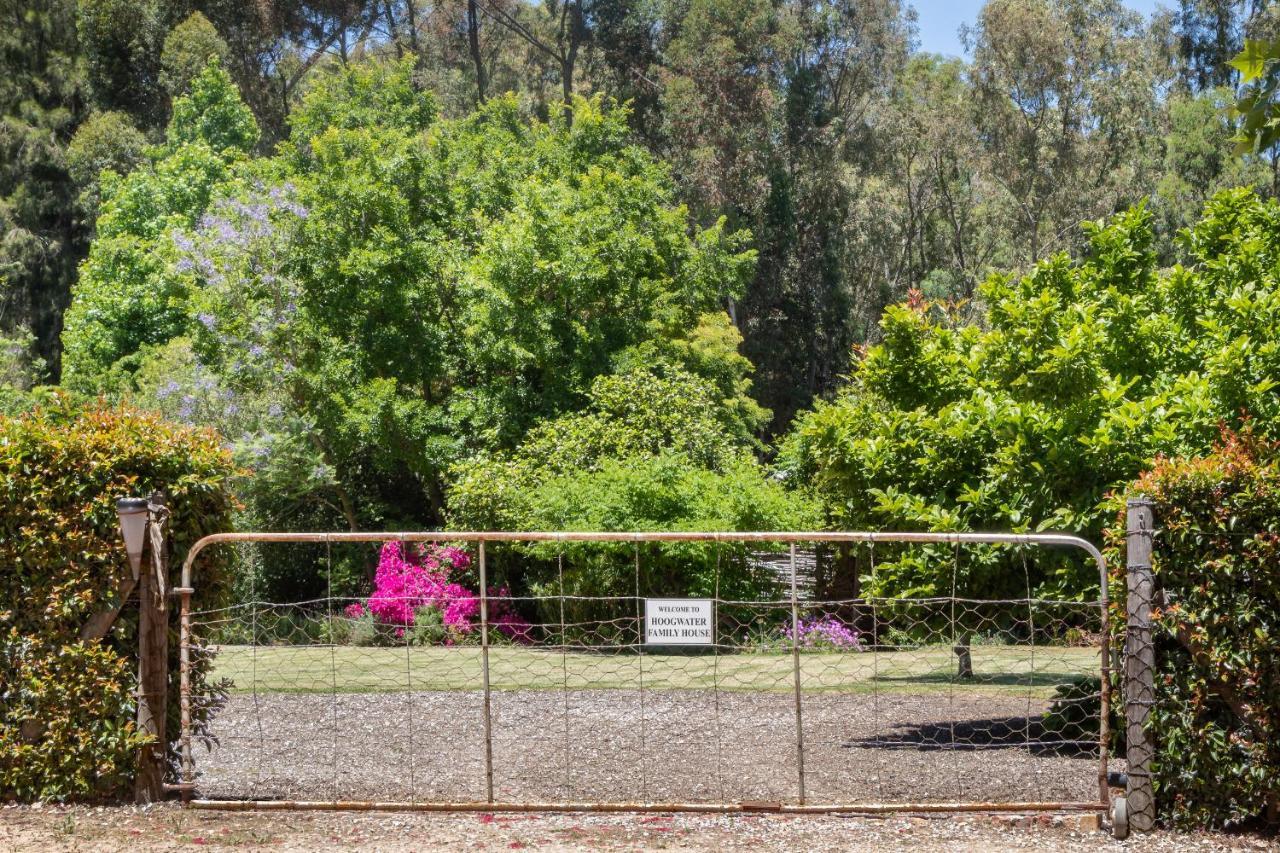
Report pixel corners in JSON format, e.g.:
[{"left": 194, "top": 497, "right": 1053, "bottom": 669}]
[
  {"left": 5, "top": 0, "right": 1279, "bottom": 606},
  {"left": 62, "top": 59, "right": 754, "bottom": 539},
  {"left": 2, "top": 0, "right": 1275, "bottom": 417},
  {"left": 782, "top": 189, "right": 1280, "bottom": 599}
]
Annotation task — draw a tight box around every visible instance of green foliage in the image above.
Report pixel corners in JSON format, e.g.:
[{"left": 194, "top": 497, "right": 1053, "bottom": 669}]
[
  {"left": 160, "top": 12, "right": 230, "bottom": 97},
  {"left": 1154, "top": 88, "right": 1270, "bottom": 248},
  {"left": 346, "top": 612, "right": 380, "bottom": 647},
  {"left": 0, "top": 328, "right": 46, "bottom": 391},
  {"left": 76, "top": 0, "right": 164, "bottom": 124},
  {"left": 167, "top": 60, "right": 260, "bottom": 154},
  {"left": 2, "top": 0, "right": 1269, "bottom": 429},
  {"left": 63, "top": 59, "right": 759, "bottom": 604},
  {"left": 0, "top": 328, "right": 57, "bottom": 416},
  {"left": 967, "top": 0, "right": 1166, "bottom": 266},
  {"left": 287, "top": 56, "right": 437, "bottom": 145},
  {"left": 61, "top": 61, "right": 254, "bottom": 388},
  {"left": 613, "top": 312, "right": 771, "bottom": 447},
  {"left": 408, "top": 607, "right": 447, "bottom": 647},
  {"left": 449, "top": 365, "right": 814, "bottom": 606},
  {"left": 1105, "top": 431, "right": 1280, "bottom": 828},
  {"left": 1230, "top": 37, "right": 1280, "bottom": 154},
  {"left": 449, "top": 367, "right": 767, "bottom": 528},
  {"left": 65, "top": 60, "right": 754, "bottom": 556},
  {"left": 65, "top": 110, "right": 149, "bottom": 221},
  {"left": 65, "top": 111, "right": 147, "bottom": 189},
  {"left": 0, "top": 0, "right": 90, "bottom": 372},
  {"left": 782, "top": 191, "right": 1280, "bottom": 600},
  {"left": 0, "top": 403, "right": 236, "bottom": 800}
]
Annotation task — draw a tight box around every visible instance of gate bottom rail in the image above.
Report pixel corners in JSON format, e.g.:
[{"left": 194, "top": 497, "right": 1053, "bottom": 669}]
[{"left": 188, "top": 799, "right": 1110, "bottom": 814}]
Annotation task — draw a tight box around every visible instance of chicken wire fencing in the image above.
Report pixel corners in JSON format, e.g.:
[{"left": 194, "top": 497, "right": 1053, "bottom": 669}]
[{"left": 176, "top": 531, "right": 1112, "bottom": 814}]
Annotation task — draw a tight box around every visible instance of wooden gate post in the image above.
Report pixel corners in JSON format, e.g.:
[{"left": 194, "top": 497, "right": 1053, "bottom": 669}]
[
  {"left": 1124, "top": 497, "right": 1156, "bottom": 832},
  {"left": 135, "top": 491, "right": 169, "bottom": 804}
]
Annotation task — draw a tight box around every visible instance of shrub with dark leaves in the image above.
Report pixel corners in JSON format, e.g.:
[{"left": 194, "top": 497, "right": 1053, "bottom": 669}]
[
  {"left": 0, "top": 399, "right": 235, "bottom": 800},
  {"left": 1105, "top": 427, "right": 1280, "bottom": 828}
]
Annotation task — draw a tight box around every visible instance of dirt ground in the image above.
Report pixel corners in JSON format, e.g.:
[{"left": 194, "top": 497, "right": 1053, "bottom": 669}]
[
  {"left": 198, "top": 688, "right": 1107, "bottom": 804},
  {"left": 2, "top": 802, "right": 1275, "bottom": 852}
]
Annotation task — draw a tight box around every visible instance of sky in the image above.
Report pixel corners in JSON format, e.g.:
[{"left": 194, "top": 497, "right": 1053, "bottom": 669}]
[{"left": 912, "top": 0, "right": 1170, "bottom": 57}]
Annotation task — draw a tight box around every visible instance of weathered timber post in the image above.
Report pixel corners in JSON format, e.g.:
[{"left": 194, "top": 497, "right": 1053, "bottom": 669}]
[
  {"left": 135, "top": 491, "right": 169, "bottom": 804},
  {"left": 1124, "top": 497, "right": 1156, "bottom": 832}
]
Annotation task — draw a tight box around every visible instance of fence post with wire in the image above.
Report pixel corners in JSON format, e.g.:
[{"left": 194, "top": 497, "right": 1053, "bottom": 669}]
[{"left": 1123, "top": 498, "right": 1157, "bottom": 833}]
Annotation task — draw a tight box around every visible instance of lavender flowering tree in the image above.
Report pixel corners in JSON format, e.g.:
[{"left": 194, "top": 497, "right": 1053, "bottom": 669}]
[
  {"left": 61, "top": 62, "right": 257, "bottom": 387},
  {"left": 63, "top": 58, "right": 762, "bottom": 604}
]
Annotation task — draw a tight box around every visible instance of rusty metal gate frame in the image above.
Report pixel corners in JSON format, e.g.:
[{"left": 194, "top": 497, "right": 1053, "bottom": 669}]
[{"left": 174, "top": 530, "right": 1111, "bottom": 815}]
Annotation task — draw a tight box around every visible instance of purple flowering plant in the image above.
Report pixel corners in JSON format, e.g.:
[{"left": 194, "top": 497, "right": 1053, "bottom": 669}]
[
  {"left": 786, "top": 615, "right": 864, "bottom": 651},
  {"left": 179, "top": 184, "right": 308, "bottom": 397}
]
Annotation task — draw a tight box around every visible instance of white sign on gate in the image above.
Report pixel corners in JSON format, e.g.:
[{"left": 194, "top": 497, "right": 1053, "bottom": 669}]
[{"left": 644, "top": 598, "right": 714, "bottom": 645}]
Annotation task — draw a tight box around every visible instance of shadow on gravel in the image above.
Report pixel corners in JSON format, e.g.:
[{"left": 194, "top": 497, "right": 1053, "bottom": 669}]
[{"left": 843, "top": 716, "right": 1098, "bottom": 757}]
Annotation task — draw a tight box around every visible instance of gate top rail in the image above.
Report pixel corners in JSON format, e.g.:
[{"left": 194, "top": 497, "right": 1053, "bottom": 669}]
[{"left": 180, "top": 529, "right": 1105, "bottom": 591}]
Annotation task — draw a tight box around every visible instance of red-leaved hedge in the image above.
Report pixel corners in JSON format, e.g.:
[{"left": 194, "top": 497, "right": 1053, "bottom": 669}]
[{"left": 1106, "top": 428, "right": 1280, "bottom": 828}]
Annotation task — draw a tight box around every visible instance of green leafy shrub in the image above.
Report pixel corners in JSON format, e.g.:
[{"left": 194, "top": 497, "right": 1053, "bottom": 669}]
[
  {"left": 346, "top": 612, "right": 379, "bottom": 647},
  {"left": 449, "top": 365, "right": 815, "bottom": 624},
  {"left": 0, "top": 402, "right": 236, "bottom": 800},
  {"left": 408, "top": 607, "right": 447, "bottom": 647},
  {"left": 783, "top": 190, "right": 1280, "bottom": 601},
  {"left": 1105, "top": 429, "right": 1280, "bottom": 828}
]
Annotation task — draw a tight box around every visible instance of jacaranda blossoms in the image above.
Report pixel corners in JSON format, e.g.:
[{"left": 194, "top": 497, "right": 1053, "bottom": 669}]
[{"left": 350, "top": 542, "right": 531, "bottom": 643}]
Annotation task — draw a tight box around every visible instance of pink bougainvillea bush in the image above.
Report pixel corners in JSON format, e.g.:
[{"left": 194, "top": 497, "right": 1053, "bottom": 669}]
[{"left": 349, "top": 542, "right": 531, "bottom": 644}]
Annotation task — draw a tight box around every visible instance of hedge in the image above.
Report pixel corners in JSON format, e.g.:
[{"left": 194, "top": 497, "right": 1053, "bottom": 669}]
[
  {"left": 1105, "top": 428, "right": 1280, "bottom": 829},
  {"left": 0, "top": 400, "right": 236, "bottom": 800}
]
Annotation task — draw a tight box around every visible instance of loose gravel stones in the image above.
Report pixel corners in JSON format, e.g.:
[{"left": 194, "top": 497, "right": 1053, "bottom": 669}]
[{"left": 198, "top": 688, "right": 1108, "bottom": 806}]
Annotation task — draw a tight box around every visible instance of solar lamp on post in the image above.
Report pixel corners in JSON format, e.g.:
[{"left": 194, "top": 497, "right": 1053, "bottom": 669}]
[{"left": 116, "top": 492, "right": 169, "bottom": 804}]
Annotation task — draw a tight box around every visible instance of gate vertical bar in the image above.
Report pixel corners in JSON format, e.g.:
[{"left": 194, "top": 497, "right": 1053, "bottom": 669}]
[
  {"left": 634, "top": 543, "right": 648, "bottom": 803},
  {"left": 789, "top": 543, "right": 806, "bottom": 805},
  {"left": 479, "top": 540, "right": 494, "bottom": 803},
  {"left": 1125, "top": 498, "right": 1156, "bottom": 832}
]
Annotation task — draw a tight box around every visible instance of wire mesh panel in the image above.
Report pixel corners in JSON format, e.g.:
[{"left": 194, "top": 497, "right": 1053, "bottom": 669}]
[{"left": 179, "top": 532, "right": 1111, "bottom": 812}]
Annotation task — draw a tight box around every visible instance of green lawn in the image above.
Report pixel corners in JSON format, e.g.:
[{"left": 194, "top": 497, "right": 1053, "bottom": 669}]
[{"left": 208, "top": 643, "right": 1099, "bottom": 699}]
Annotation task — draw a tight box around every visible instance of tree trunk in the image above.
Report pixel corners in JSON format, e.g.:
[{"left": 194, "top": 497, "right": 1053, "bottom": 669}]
[
  {"left": 383, "top": 1, "right": 403, "bottom": 58},
  {"left": 954, "top": 633, "right": 973, "bottom": 679},
  {"left": 468, "top": 0, "right": 487, "bottom": 104},
  {"left": 827, "top": 542, "right": 860, "bottom": 600},
  {"left": 560, "top": 1, "right": 584, "bottom": 122}
]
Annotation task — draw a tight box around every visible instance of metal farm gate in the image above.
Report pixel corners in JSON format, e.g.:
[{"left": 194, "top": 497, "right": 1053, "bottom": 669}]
[{"left": 174, "top": 531, "right": 1112, "bottom": 816}]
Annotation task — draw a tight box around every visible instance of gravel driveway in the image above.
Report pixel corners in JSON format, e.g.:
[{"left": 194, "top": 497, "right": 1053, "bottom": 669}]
[
  {"left": 197, "top": 688, "right": 1109, "bottom": 806},
  {"left": 3, "top": 803, "right": 1272, "bottom": 851}
]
